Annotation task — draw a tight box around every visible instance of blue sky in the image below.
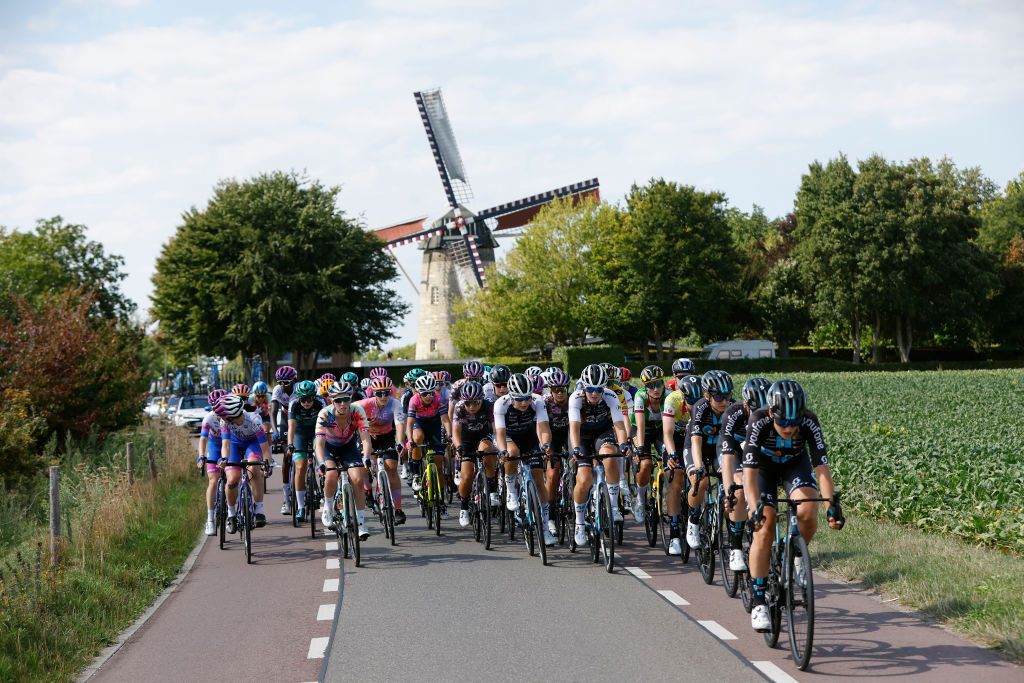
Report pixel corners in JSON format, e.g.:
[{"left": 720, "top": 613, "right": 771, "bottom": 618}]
[{"left": 2, "top": 0, "right": 1022, "bottom": 346}]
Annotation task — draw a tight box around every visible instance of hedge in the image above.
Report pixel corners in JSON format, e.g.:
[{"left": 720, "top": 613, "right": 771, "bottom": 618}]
[{"left": 552, "top": 344, "right": 625, "bottom": 376}]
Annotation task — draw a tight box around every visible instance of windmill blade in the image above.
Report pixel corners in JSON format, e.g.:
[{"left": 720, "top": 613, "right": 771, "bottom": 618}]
[
  {"left": 415, "top": 88, "right": 473, "bottom": 210},
  {"left": 373, "top": 216, "right": 430, "bottom": 246},
  {"left": 476, "top": 178, "right": 600, "bottom": 231}
]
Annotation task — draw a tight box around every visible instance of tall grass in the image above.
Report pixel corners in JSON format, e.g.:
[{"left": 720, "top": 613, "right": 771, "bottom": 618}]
[{"left": 0, "top": 424, "right": 203, "bottom": 682}]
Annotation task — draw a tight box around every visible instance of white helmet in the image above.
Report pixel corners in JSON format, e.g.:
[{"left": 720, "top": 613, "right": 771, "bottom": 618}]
[
  {"left": 580, "top": 364, "right": 607, "bottom": 388},
  {"left": 414, "top": 375, "right": 438, "bottom": 394},
  {"left": 508, "top": 373, "right": 533, "bottom": 399}
]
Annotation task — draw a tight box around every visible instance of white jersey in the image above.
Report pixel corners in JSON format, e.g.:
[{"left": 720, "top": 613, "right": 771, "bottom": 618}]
[
  {"left": 568, "top": 388, "right": 623, "bottom": 432},
  {"left": 271, "top": 383, "right": 292, "bottom": 409},
  {"left": 483, "top": 382, "right": 497, "bottom": 402},
  {"left": 492, "top": 393, "right": 549, "bottom": 435},
  {"left": 220, "top": 411, "right": 267, "bottom": 443}
]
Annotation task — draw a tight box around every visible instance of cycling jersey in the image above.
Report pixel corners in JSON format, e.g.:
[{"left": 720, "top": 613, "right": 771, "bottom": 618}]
[
  {"left": 607, "top": 382, "right": 633, "bottom": 416},
  {"left": 407, "top": 391, "right": 448, "bottom": 423},
  {"left": 688, "top": 397, "right": 733, "bottom": 451},
  {"left": 741, "top": 407, "right": 828, "bottom": 469},
  {"left": 568, "top": 388, "right": 623, "bottom": 434},
  {"left": 200, "top": 412, "right": 222, "bottom": 459},
  {"left": 493, "top": 394, "right": 548, "bottom": 436},
  {"left": 287, "top": 396, "right": 326, "bottom": 430},
  {"left": 630, "top": 387, "right": 663, "bottom": 432},
  {"left": 355, "top": 396, "right": 405, "bottom": 436},
  {"left": 718, "top": 402, "right": 750, "bottom": 457},
  {"left": 249, "top": 395, "right": 271, "bottom": 420},
  {"left": 220, "top": 411, "right": 268, "bottom": 445},
  {"left": 661, "top": 390, "right": 690, "bottom": 431},
  {"left": 271, "top": 384, "right": 292, "bottom": 412},
  {"left": 482, "top": 382, "right": 497, "bottom": 402},
  {"left": 543, "top": 394, "right": 570, "bottom": 432},
  {"left": 400, "top": 388, "right": 415, "bottom": 416},
  {"left": 453, "top": 398, "right": 494, "bottom": 437},
  {"left": 315, "top": 404, "right": 369, "bottom": 446}
]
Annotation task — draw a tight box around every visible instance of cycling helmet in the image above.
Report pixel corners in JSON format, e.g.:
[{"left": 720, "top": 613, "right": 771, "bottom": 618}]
[
  {"left": 482, "top": 369, "right": 492, "bottom": 383},
  {"left": 370, "top": 376, "right": 394, "bottom": 392},
  {"left": 214, "top": 394, "right": 244, "bottom": 418},
  {"left": 294, "top": 380, "right": 317, "bottom": 398},
  {"left": 275, "top": 366, "right": 297, "bottom": 382},
  {"left": 231, "top": 383, "right": 250, "bottom": 397},
  {"left": 462, "top": 360, "right": 484, "bottom": 379},
  {"left": 340, "top": 372, "right": 357, "bottom": 385},
  {"left": 671, "top": 358, "right": 696, "bottom": 375},
  {"left": 433, "top": 370, "right": 452, "bottom": 384},
  {"left": 620, "top": 367, "right": 632, "bottom": 382},
  {"left": 369, "top": 367, "right": 389, "bottom": 380},
  {"left": 640, "top": 365, "right": 665, "bottom": 385},
  {"left": 599, "top": 362, "right": 619, "bottom": 384},
  {"left": 531, "top": 374, "right": 545, "bottom": 393},
  {"left": 359, "top": 378, "right": 373, "bottom": 391},
  {"left": 508, "top": 373, "right": 533, "bottom": 399},
  {"left": 460, "top": 380, "right": 484, "bottom": 401},
  {"left": 404, "top": 368, "right": 428, "bottom": 384},
  {"left": 545, "top": 367, "right": 570, "bottom": 387},
  {"left": 414, "top": 375, "right": 438, "bottom": 394},
  {"left": 680, "top": 375, "right": 702, "bottom": 403},
  {"left": 329, "top": 379, "right": 354, "bottom": 398},
  {"left": 525, "top": 366, "right": 542, "bottom": 377},
  {"left": 317, "top": 378, "right": 335, "bottom": 397},
  {"left": 742, "top": 377, "right": 772, "bottom": 410},
  {"left": 580, "top": 364, "right": 607, "bottom": 388},
  {"left": 490, "top": 364, "right": 511, "bottom": 384},
  {"left": 320, "top": 373, "right": 337, "bottom": 383},
  {"left": 483, "top": 365, "right": 493, "bottom": 375},
  {"left": 700, "top": 370, "right": 733, "bottom": 396},
  {"left": 767, "top": 379, "right": 806, "bottom": 422},
  {"left": 207, "top": 388, "right": 228, "bottom": 405},
  {"left": 251, "top": 381, "right": 269, "bottom": 396}
]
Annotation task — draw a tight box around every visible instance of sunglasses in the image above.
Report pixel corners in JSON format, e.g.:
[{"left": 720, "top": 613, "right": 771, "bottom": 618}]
[
  {"left": 299, "top": 396, "right": 316, "bottom": 403},
  {"left": 584, "top": 385, "right": 604, "bottom": 394},
  {"left": 549, "top": 386, "right": 568, "bottom": 393},
  {"left": 418, "top": 391, "right": 434, "bottom": 397},
  {"left": 512, "top": 396, "right": 532, "bottom": 402},
  {"left": 373, "top": 390, "right": 391, "bottom": 398},
  {"left": 645, "top": 380, "right": 665, "bottom": 390},
  {"left": 464, "top": 400, "right": 482, "bottom": 408},
  {"left": 280, "top": 381, "right": 294, "bottom": 387},
  {"left": 493, "top": 382, "right": 508, "bottom": 388},
  {"left": 333, "top": 396, "right": 353, "bottom": 404},
  {"left": 709, "top": 393, "right": 731, "bottom": 401},
  {"left": 774, "top": 417, "right": 801, "bottom": 427}
]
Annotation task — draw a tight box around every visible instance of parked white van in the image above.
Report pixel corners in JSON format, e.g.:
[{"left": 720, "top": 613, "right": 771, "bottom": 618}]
[{"left": 700, "top": 339, "right": 776, "bottom": 360}]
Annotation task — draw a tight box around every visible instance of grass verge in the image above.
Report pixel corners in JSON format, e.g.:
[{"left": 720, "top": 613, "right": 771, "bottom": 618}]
[
  {"left": 814, "top": 512, "right": 1024, "bottom": 663},
  {"left": 0, "top": 426, "right": 203, "bottom": 682}
]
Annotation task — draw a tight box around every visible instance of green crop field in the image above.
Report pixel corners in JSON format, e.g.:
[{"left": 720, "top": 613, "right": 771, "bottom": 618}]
[{"left": 728, "top": 369, "right": 1024, "bottom": 552}]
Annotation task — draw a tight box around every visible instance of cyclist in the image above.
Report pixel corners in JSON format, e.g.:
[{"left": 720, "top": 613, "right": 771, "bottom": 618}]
[
  {"left": 684, "top": 370, "right": 735, "bottom": 549},
  {"left": 744, "top": 379, "right": 844, "bottom": 632},
  {"left": 197, "top": 389, "right": 227, "bottom": 535},
  {"left": 568, "top": 364, "right": 630, "bottom": 547},
  {"left": 232, "top": 383, "right": 252, "bottom": 412},
  {"left": 451, "top": 380, "right": 499, "bottom": 527},
  {"left": 315, "top": 380, "right": 373, "bottom": 540},
  {"left": 665, "top": 357, "right": 696, "bottom": 393},
  {"left": 356, "top": 375, "right": 408, "bottom": 525},
  {"left": 493, "top": 373, "right": 556, "bottom": 546},
  {"left": 286, "top": 380, "right": 325, "bottom": 522},
  {"left": 661, "top": 374, "right": 701, "bottom": 554},
  {"left": 340, "top": 372, "right": 362, "bottom": 401},
  {"left": 405, "top": 374, "right": 452, "bottom": 507},
  {"left": 629, "top": 365, "right": 665, "bottom": 523},
  {"left": 620, "top": 367, "right": 638, "bottom": 400},
  {"left": 448, "top": 360, "right": 485, "bottom": 423},
  {"left": 249, "top": 381, "right": 272, "bottom": 432},
  {"left": 718, "top": 377, "right": 772, "bottom": 572},
  {"left": 215, "top": 394, "right": 271, "bottom": 532},
  {"left": 483, "top": 364, "right": 511, "bottom": 402},
  {"left": 271, "top": 365, "right": 297, "bottom": 512},
  {"left": 542, "top": 367, "right": 572, "bottom": 535},
  {"left": 359, "top": 377, "right": 373, "bottom": 400},
  {"left": 369, "top": 367, "right": 394, "bottom": 397},
  {"left": 316, "top": 377, "right": 335, "bottom": 400},
  {"left": 601, "top": 363, "right": 634, "bottom": 509}
]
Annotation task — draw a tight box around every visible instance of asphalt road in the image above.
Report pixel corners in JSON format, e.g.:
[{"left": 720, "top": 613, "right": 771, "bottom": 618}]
[{"left": 85, "top": 467, "right": 1022, "bottom": 683}]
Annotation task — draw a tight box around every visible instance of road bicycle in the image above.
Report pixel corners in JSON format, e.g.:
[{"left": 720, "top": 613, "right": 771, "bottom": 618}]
[
  {"left": 466, "top": 449, "right": 495, "bottom": 549},
  {"left": 500, "top": 451, "right": 548, "bottom": 566},
  {"left": 415, "top": 443, "right": 446, "bottom": 536},
  {"left": 568, "top": 453, "right": 615, "bottom": 573},
  {"left": 203, "top": 458, "right": 229, "bottom": 550},
  {"left": 719, "top": 482, "right": 745, "bottom": 598},
  {"left": 554, "top": 449, "right": 574, "bottom": 545},
  {"left": 651, "top": 451, "right": 691, "bottom": 562},
  {"left": 372, "top": 448, "right": 397, "bottom": 546},
  {"left": 752, "top": 491, "right": 842, "bottom": 670},
  {"left": 222, "top": 458, "right": 268, "bottom": 565},
  {"left": 693, "top": 469, "right": 722, "bottom": 585},
  {"left": 323, "top": 464, "right": 361, "bottom": 567}
]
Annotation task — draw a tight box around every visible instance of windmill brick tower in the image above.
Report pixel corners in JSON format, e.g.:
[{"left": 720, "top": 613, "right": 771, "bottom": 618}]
[{"left": 374, "top": 88, "right": 600, "bottom": 359}]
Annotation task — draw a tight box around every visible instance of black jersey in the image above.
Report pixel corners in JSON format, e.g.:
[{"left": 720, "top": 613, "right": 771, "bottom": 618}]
[
  {"left": 453, "top": 399, "right": 493, "bottom": 436},
  {"left": 544, "top": 394, "right": 571, "bottom": 433},
  {"left": 688, "top": 397, "right": 734, "bottom": 449},
  {"left": 287, "top": 396, "right": 326, "bottom": 431},
  {"left": 568, "top": 388, "right": 623, "bottom": 434},
  {"left": 718, "top": 401, "right": 750, "bottom": 456},
  {"left": 493, "top": 394, "right": 548, "bottom": 436},
  {"left": 741, "top": 407, "right": 828, "bottom": 469}
]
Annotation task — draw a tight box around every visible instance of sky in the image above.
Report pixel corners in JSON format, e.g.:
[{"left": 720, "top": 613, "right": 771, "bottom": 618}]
[{"left": 1, "top": 0, "right": 1022, "bottom": 347}]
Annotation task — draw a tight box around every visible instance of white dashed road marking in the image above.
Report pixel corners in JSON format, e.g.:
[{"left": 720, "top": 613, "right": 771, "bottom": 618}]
[
  {"left": 698, "top": 620, "right": 738, "bottom": 640},
  {"left": 751, "top": 660, "right": 799, "bottom": 683},
  {"left": 625, "top": 566, "right": 651, "bottom": 579},
  {"left": 317, "top": 604, "right": 336, "bottom": 621},
  {"left": 657, "top": 589, "right": 690, "bottom": 606},
  {"left": 307, "top": 637, "right": 329, "bottom": 659},
  {"left": 325, "top": 541, "right": 338, "bottom": 551},
  {"left": 323, "top": 578, "right": 339, "bottom": 592},
  {"left": 327, "top": 558, "right": 340, "bottom": 569}
]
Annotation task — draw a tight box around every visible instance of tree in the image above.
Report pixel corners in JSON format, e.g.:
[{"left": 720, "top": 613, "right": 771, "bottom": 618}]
[
  {"left": 0, "top": 216, "right": 136, "bottom": 320},
  {"left": 754, "top": 258, "right": 811, "bottom": 358},
  {"left": 151, "top": 171, "right": 407, "bottom": 366},
  {"left": 978, "top": 172, "right": 1024, "bottom": 257}
]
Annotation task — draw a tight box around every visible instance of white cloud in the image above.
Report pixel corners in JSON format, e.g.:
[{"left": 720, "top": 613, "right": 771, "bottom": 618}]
[{"left": 1, "top": 1, "right": 1022, "bottom": 345}]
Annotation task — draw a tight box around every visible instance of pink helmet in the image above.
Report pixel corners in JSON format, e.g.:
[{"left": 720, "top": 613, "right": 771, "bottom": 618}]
[
  {"left": 369, "top": 367, "right": 389, "bottom": 380},
  {"left": 275, "top": 366, "right": 297, "bottom": 382},
  {"left": 319, "top": 373, "right": 337, "bottom": 383},
  {"left": 531, "top": 374, "right": 545, "bottom": 393},
  {"left": 207, "top": 389, "right": 228, "bottom": 405}
]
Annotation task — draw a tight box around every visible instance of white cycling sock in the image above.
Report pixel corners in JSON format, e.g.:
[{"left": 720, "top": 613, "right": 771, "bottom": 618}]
[
  {"left": 608, "top": 483, "right": 620, "bottom": 510},
  {"left": 575, "top": 503, "right": 586, "bottom": 525},
  {"left": 206, "top": 509, "right": 215, "bottom": 521},
  {"left": 227, "top": 505, "right": 237, "bottom": 517},
  {"left": 504, "top": 475, "right": 515, "bottom": 496},
  {"left": 283, "top": 483, "right": 291, "bottom": 496},
  {"left": 637, "top": 484, "right": 648, "bottom": 502},
  {"left": 357, "top": 509, "right": 366, "bottom": 525},
  {"left": 255, "top": 501, "right": 264, "bottom": 515}
]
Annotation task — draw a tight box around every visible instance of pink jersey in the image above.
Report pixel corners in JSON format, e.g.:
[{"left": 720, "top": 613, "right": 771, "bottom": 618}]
[
  {"left": 355, "top": 397, "right": 405, "bottom": 436},
  {"left": 407, "top": 391, "right": 448, "bottom": 422},
  {"left": 315, "top": 404, "right": 369, "bottom": 446}
]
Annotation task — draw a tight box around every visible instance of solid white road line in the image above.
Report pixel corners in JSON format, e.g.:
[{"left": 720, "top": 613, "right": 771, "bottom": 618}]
[
  {"left": 317, "top": 604, "right": 336, "bottom": 621},
  {"left": 325, "top": 541, "right": 338, "bottom": 551},
  {"left": 307, "top": 637, "right": 330, "bottom": 659},
  {"left": 751, "top": 660, "right": 799, "bottom": 683},
  {"left": 625, "top": 566, "right": 651, "bottom": 579},
  {"left": 327, "top": 558, "right": 340, "bottom": 570},
  {"left": 323, "top": 578, "right": 339, "bottom": 592},
  {"left": 657, "top": 589, "right": 690, "bottom": 606},
  {"left": 698, "top": 620, "right": 738, "bottom": 641}
]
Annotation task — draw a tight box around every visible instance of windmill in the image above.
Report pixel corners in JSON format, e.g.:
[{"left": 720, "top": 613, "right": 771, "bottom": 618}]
[{"left": 374, "top": 88, "right": 601, "bottom": 359}]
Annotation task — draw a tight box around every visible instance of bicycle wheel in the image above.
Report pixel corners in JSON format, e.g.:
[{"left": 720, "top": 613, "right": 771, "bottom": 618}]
[
  {"left": 528, "top": 480, "right": 547, "bottom": 566},
  {"left": 719, "top": 497, "right": 739, "bottom": 597},
  {"left": 522, "top": 484, "right": 535, "bottom": 556},
  {"left": 240, "top": 486, "right": 252, "bottom": 565},
  {"left": 740, "top": 527, "right": 754, "bottom": 613},
  {"left": 644, "top": 480, "right": 658, "bottom": 547},
  {"left": 217, "top": 483, "right": 227, "bottom": 550},
  {"left": 657, "top": 475, "right": 671, "bottom": 555},
  {"left": 379, "top": 471, "right": 394, "bottom": 543},
  {"left": 786, "top": 535, "right": 815, "bottom": 670},
  {"left": 307, "top": 468, "right": 318, "bottom": 538},
  {"left": 697, "top": 501, "right": 715, "bottom": 584},
  {"left": 680, "top": 486, "right": 691, "bottom": 564},
  {"left": 763, "top": 558, "right": 783, "bottom": 648},
  {"left": 432, "top": 471, "right": 442, "bottom": 536},
  {"left": 346, "top": 484, "right": 361, "bottom": 568},
  {"left": 599, "top": 482, "right": 615, "bottom": 573}
]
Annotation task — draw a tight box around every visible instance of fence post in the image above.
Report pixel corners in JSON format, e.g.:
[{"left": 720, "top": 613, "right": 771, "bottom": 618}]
[
  {"left": 126, "top": 441, "right": 135, "bottom": 486},
  {"left": 49, "top": 466, "right": 61, "bottom": 567},
  {"left": 147, "top": 447, "right": 158, "bottom": 480}
]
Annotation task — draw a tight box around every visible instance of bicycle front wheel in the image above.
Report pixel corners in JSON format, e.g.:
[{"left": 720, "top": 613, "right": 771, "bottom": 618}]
[
  {"left": 599, "top": 482, "right": 615, "bottom": 573},
  {"left": 431, "top": 467, "right": 442, "bottom": 536},
  {"left": 786, "top": 534, "right": 815, "bottom": 669},
  {"left": 240, "top": 486, "right": 252, "bottom": 565},
  {"left": 719, "top": 497, "right": 739, "bottom": 597},
  {"left": 527, "top": 479, "right": 547, "bottom": 566},
  {"left": 644, "top": 480, "right": 658, "bottom": 547},
  {"left": 697, "top": 502, "right": 715, "bottom": 584},
  {"left": 345, "top": 484, "right": 361, "bottom": 568},
  {"left": 307, "top": 468, "right": 318, "bottom": 538}
]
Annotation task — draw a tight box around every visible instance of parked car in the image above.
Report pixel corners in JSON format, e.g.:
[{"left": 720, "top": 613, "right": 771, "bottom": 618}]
[
  {"left": 143, "top": 397, "right": 162, "bottom": 418},
  {"left": 172, "top": 394, "right": 210, "bottom": 432},
  {"left": 699, "top": 339, "right": 776, "bottom": 360}
]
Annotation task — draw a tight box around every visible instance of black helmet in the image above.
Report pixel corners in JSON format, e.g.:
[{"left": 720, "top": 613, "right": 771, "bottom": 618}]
[
  {"left": 671, "top": 358, "right": 695, "bottom": 375},
  {"left": 700, "top": 370, "right": 733, "bottom": 396},
  {"left": 490, "top": 364, "right": 512, "bottom": 384},
  {"left": 767, "top": 379, "right": 806, "bottom": 423},
  {"left": 742, "top": 377, "right": 772, "bottom": 410},
  {"left": 679, "top": 375, "right": 702, "bottom": 403}
]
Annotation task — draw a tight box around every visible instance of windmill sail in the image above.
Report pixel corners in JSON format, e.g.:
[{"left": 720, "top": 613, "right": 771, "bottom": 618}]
[{"left": 415, "top": 89, "right": 473, "bottom": 209}]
